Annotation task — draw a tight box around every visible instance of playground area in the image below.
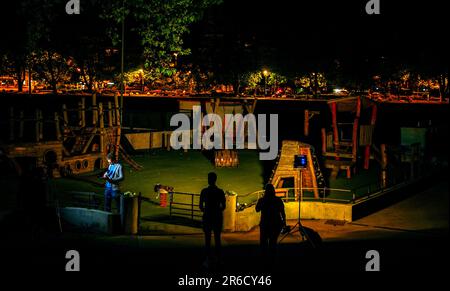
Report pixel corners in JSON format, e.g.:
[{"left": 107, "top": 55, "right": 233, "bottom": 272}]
[
  {"left": 46, "top": 149, "right": 381, "bottom": 221},
  {"left": 1, "top": 94, "right": 445, "bottom": 230}
]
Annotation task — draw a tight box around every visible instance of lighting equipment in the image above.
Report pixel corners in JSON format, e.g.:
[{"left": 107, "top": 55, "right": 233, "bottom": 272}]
[
  {"left": 280, "top": 154, "right": 316, "bottom": 248},
  {"left": 294, "top": 154, "right": 307, "bottom": 169}
]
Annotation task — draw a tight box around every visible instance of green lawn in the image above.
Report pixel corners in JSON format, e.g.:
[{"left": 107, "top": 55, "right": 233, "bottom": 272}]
[
  {"left": 51, "top": 150, "right": 266, "bottom": 216},
  {"left": 126, "top": 150, "right": 265, "bottom": 197},
  {"left": 49, "top": 150, "right": 381, "bottom": 219},
  {"left": 327, "top": 163, "right": 381, "bottom": 200}
]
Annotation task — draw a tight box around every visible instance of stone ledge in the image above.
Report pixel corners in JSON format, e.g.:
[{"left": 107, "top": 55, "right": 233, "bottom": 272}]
[
  {"left": 60, "top": 207, "right": 120, "bottom": 234},
  {"left": 234, "top": 201, "right": 352, "bottom": 232}
]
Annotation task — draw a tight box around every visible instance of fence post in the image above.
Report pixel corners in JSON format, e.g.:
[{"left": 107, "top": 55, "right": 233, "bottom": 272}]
[
  {"left": 137, "top": 192, "right": 142, "bottom": 233},
  {"left": 169, "top": 193, "right": 172, "bottom": 217},
  {"left": 191, "top": 194, "right": 194, "bottom": 220}
]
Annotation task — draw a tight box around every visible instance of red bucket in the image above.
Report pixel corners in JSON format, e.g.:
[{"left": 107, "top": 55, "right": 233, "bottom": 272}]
[{"left": 159, "top": 192, "right": 167, "bottom": 207}]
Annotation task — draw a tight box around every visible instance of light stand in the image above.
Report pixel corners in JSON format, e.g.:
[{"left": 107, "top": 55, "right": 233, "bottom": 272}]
[{"left": 279, "top": 156, "right": 316, "bottom": 248}]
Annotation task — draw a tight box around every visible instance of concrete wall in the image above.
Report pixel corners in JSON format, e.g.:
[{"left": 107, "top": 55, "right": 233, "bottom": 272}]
[
  {"left": 60, "top": 207, "right": 120, "bottom": 234},
  {"left": 285, "top": 201, "right": 352, "bottom": 222},
  {"left": 223, "top": 194, "right": 237, "bottom": 232},
  {"left": 235, "top": 206, "right": 261, "bottom": 232},
  {"left": 124, "top": 131, "right": 171, "bottom": 150},
  {"left": 125, "top": 132, "right": 152, "bottom": 150},
  {"left": 229, "top": 201, "right": 353, "bottom": 232}
]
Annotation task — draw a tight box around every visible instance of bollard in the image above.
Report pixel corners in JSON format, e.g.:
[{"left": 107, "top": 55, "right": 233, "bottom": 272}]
[
  {"left": 160, "top": 192, "right": 168, "bottom": 207},
  {"left": 223, "top": 192, "right": 237, "bottom": 232},
  {"left": 121, "top": 194, "right": 139, "bottom": 235}
]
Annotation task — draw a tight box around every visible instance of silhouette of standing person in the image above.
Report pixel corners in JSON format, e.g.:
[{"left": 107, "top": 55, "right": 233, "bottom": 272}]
[
  {"left": 199, "top": 172, "right": 226, "bottom": 263},
  {"left": 256, "top": 184, "right": 286, "bottom": 261}
]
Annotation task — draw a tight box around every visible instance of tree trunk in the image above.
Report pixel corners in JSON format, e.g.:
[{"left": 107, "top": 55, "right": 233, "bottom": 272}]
[
  {"left": 52, "top": 81, "right": 57, "bottom": 94},
  {"left": 16, "top": 65, "right": 23, "bottom": 92},
  {"left": 50, "top": 71, "right": 58, "bottom": 94},
  {"left": 87, "top": 64, "right": 94, "bottom": 92},
  {"left": 438, "top": 73, "right": 448, "bottom": 102},
  {"left": 314, "top": 73, "right": 319, "bottom": 96},
  {"left": 82, "top": 72, "right": 89, "bottom": 91},
  {"left": 235, "top": 74, "right": 240, "bottom": 95},
  {"left": 81, "top": 63, "right": 91, "bottom": 92},
  {"left": 48, "top": 56, "right": 58, "bottom": 94}
]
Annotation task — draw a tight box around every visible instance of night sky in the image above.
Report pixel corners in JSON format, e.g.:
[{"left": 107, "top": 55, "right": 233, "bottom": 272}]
[
  {"left": 187, "top": 0, "right": 449, "bottom": 77},
  {"left": 0, "top": 0, "right": 448, "bottom": 81}
]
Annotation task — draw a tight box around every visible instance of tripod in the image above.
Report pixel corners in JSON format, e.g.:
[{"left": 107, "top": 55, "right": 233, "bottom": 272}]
[{"left": 279, "top": 170, "right": 315, "bottom": 248}]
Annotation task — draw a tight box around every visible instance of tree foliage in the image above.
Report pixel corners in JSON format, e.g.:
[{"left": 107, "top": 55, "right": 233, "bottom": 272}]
[
  {"left": 295, "top": 72, "right": 327, "bottom": 95},
  {"left": 101, "top": 0, "right": 222, "bottom": 69},
  {"left": 267, "top": 73, "right": 287, "bottom": 87},
  {"left": 32, "top": 51, "right": 71, "bottom": 93}
]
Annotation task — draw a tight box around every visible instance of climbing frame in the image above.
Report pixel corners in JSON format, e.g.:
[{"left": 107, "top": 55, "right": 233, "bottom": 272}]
[{"left": 270, "top": 140, "right": 320, "bottom": 199}]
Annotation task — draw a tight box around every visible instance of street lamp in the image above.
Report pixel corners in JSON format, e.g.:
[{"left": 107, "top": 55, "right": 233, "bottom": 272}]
[
  {"left": 173, "top": 52, "right": 178, "bottom": 67},
  {"left": 263, "top": 69, "right": 269, "bottom": 96},
  {"left": 120, "top": 0, "right": 125, "bottom": 125}
]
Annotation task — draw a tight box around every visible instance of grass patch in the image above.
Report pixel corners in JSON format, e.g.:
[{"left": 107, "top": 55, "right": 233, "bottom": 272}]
[{"left": 49, "top": 150, "right": 381, "bottom": 219}]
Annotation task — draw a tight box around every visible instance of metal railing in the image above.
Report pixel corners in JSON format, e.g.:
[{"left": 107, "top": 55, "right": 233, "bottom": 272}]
[
  {"left": 351, "top": 178, "right": 415, "bottom": 204},
  {"left": 235, "top": 179, "right": 421, "bottom": 208},
  {"left": 237, "top": 187, "right": 353, "bottom": 208},
  {"left": 169, "top": 191, "right": 202, "bottom": 220},
  {"left": 352, "top": 181, "right": 384, "bottom": 198}
]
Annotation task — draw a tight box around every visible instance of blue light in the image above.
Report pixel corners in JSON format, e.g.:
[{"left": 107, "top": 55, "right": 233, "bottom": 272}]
[{"left": 294, "top": 154, "right": 307, "bottom": 168}]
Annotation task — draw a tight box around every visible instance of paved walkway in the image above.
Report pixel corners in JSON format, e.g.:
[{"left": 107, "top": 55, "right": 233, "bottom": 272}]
[
  {"left": 351, "top": 181, "right": 448, "bottom": 233},
  {"left": 1, "top": 181, "right": 448, "bottom": 276}
]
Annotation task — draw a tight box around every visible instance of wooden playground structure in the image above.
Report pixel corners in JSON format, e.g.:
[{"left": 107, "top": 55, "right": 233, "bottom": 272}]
[
  {"left": 319, "top": 96, "right": 378, "bottom": 179},
  {"left": 269, "top": 140, "right": 325, "bottom": 199},
  {"left": 1, "top": 93, "right": 142, "bottom": 178},
  {"left": 1, "top": 92, "right": 411, "bottom": 194}
]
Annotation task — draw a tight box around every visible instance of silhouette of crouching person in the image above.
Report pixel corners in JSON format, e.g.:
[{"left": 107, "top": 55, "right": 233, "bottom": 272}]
[
  {"left": 199, "top": 172, "right": 226, "bottom": 263},
  {"left": 256, "top": 184, "right": 286, "bottom": 263}
]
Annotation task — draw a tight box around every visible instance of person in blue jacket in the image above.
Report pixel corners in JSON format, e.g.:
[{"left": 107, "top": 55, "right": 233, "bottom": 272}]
[{"left": 102, "top": 152, "right": 124, "bottom": 213}]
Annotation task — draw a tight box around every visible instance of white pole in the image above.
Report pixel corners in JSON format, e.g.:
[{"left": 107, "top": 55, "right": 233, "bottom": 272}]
[{"left": 298, "top": 169, "right": 302, "bottom": 223}]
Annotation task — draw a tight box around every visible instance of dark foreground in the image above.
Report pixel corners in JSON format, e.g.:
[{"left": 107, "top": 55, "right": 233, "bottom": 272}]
[
  {"left": 1, "top": 180, "right": 448, "bottom": 287},
  {"left": 1, "top": 223, "right": 449, "bottom": 286}
]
